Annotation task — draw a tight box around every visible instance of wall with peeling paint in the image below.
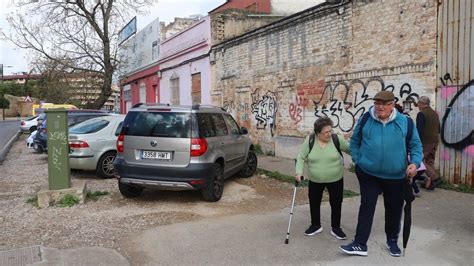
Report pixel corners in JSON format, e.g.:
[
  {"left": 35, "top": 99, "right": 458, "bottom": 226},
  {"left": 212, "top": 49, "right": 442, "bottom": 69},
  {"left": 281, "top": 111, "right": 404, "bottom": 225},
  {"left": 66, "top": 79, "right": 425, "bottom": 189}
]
[{"left": 211, "top": 0, "right": 438, "bottom": 158}]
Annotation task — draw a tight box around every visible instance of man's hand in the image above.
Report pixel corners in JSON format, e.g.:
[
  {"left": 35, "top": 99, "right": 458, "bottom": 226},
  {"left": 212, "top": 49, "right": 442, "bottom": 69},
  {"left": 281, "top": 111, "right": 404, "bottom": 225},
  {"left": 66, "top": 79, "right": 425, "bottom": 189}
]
[{"left": 406, "top": 163, "right": 417, "bottom": 179}]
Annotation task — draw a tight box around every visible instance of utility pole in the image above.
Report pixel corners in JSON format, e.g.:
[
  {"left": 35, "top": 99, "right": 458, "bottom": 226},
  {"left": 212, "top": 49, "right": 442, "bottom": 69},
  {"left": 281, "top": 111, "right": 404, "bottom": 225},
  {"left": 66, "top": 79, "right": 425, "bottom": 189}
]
[{"left": 0, "top": 64, "right": 14, "bottom": 120}]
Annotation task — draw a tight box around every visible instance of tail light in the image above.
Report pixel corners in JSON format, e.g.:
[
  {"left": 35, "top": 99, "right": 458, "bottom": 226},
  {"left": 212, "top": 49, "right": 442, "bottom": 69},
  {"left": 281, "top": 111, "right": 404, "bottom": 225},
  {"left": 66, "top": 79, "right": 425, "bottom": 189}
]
[
  {"left": 68, "top": 140, "right": 89, "bottom": 148},
  {"left": 117, "top": 133, "right": 125, "bottom": 153},
  {"left": 21, "top": 121, "right": 25, "bottom": 126},
  {"left": 190, "top": 138, "right": 207, "bottom": 157}
]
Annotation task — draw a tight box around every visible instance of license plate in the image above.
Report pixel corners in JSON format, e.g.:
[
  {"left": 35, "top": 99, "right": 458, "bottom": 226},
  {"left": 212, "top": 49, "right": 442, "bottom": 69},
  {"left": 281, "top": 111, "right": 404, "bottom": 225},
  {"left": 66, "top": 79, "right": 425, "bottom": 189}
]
[{"left": 141, "top": 150, "right": 171, "bottom": 160}]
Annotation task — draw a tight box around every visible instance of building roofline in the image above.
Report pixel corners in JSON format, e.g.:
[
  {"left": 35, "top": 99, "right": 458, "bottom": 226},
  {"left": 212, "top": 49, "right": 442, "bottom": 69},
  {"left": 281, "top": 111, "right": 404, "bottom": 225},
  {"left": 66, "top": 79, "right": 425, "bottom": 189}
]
[{"left": 212, "top": 0, "right": 349, "bottom": 50}]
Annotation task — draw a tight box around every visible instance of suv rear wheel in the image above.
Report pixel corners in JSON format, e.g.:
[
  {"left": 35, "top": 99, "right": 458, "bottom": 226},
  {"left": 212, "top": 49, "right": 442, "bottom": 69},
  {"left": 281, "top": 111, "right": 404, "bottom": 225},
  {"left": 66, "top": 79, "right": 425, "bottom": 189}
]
[
  {"left": 201, "top": 164, "right": 224, "bottom": 202},
  {"left": 118, "top": 181, "right": 143, "bottom": 198},
  {"left": 238, "top": 151, "right": 257, "bottom": 178}
]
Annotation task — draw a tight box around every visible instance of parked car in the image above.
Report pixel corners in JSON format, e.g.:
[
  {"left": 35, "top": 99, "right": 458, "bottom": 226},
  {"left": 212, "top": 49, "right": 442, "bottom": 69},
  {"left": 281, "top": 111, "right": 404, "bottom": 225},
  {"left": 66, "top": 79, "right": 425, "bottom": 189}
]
[
  {"left": 69, "top": 115, "right": 125, "bottom": 178},
  {"left": 20, "top": 115, "right": 40, "bottom": 132},
  {"left": 114, "top": 104, "right": 258, "bottom": 202},
  {"left": 33, "top": 109, "right": 110, "bottom": 153}
]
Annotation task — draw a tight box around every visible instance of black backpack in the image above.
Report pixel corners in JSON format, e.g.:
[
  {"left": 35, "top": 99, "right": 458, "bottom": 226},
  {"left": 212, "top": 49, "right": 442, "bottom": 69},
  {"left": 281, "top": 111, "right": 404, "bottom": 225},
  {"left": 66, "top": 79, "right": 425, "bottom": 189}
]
[{"left": 308, "top": 133, "right": 343, "bottom": 158}]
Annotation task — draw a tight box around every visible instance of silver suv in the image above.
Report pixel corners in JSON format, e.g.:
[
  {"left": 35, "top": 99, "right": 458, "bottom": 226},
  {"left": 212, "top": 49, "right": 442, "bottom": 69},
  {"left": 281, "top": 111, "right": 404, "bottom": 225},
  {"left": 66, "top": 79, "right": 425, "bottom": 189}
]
[{"left": 114, "top": 104, "right": 258, "bottom": 202}]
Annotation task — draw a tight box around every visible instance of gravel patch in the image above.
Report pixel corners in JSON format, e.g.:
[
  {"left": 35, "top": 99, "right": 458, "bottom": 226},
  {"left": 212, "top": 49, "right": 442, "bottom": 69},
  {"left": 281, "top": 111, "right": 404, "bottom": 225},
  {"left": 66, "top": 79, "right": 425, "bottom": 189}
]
[{"left": 0, "top": 135, "right": 309, "bottom": 256}]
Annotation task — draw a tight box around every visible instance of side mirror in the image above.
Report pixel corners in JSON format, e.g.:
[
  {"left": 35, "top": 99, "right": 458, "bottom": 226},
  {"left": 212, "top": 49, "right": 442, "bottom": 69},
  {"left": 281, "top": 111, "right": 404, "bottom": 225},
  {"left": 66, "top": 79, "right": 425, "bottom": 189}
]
[{"left": 241, "top": 127, "right": 248, "bottom": 135}]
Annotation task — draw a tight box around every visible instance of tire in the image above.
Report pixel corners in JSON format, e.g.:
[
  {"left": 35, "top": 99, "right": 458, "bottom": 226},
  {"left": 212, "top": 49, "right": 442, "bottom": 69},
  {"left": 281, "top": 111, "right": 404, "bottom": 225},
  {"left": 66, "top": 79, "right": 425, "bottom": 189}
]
[
  {"left": 238, "top": 150, "right": 258, "bottom": 178},
  {"left": 118, "top": 181, "right": 143, "bottom": 198},
  {"left": 201, "top": 164, "right": 224, "bottom": 202},
  {"left": 96, "top": 151, "right": 117, "bottom": 179}
]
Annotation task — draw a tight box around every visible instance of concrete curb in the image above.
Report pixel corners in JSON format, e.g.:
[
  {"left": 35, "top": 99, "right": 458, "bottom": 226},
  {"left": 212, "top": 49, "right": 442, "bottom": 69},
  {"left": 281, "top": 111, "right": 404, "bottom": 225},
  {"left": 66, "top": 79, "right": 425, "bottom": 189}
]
[{"left": 0, "top": 130, "right": 21, "bottom": 163}]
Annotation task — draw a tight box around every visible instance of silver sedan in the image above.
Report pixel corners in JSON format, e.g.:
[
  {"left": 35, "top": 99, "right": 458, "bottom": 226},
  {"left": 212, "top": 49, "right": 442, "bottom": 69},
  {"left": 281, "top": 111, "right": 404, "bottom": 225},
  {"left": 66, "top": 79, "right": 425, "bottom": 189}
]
[{"left": 68, "top": 114, "right": 125, "bottom": 178}]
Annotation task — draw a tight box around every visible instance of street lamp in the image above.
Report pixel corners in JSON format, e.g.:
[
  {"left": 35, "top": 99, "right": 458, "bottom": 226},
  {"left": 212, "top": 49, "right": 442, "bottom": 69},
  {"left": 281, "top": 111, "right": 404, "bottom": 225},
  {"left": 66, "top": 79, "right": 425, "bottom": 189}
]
[{"left": 1, "top": 64, "right": 14, "bottom": 120}]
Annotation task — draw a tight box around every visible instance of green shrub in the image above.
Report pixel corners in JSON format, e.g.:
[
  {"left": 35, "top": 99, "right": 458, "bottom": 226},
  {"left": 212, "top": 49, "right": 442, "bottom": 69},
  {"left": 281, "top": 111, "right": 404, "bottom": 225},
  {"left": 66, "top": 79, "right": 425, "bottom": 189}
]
[
  {"left": 26, "top": 196, "right": 38, "bottom": 207},
  {"left": 56, "top": 194, "right": 80, "bottom": 207},
  {"left": 253, "top": 144, "right": 263, "bottom": 155},
  {"left": 86, "top": 190, "right": 109, "bottom": 201},
  {"left": 437, "top": 180, "right": 474, "bottom": 194}
]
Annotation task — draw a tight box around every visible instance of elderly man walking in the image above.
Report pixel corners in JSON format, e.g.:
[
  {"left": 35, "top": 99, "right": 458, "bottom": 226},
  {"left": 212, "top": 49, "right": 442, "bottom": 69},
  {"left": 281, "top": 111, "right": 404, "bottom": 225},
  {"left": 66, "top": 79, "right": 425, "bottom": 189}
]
[
  {"left": 416, "top": 96, "right": 441, "bottom": 190},
  {"left": 340, "top": 91, "right": 423, "bottom": 257}
]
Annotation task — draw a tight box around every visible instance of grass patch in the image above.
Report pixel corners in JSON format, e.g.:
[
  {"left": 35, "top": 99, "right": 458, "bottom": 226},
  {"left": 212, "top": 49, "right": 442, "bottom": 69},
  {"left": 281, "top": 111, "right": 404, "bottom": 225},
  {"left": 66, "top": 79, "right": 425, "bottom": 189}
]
[
  {"left": 56, "top": 194, "right": 80, "bottom": 207},
  {"left": 256, "top": 168, "right": 359, "bottom": 198},
  {"left": 343, "top": 190, "right": 359, "bottom": 198},
  {"left": 437, "top": 181, "right": 474, "bottom": 194},
  {"left": 26, "top": 195, "right": 38, "bottom": 207},
  {"left": 86, "top": 190, "right": 109, "bottom": 201},
  {"left": 253, "top": 144, "right": 264, "bottom": 155}
]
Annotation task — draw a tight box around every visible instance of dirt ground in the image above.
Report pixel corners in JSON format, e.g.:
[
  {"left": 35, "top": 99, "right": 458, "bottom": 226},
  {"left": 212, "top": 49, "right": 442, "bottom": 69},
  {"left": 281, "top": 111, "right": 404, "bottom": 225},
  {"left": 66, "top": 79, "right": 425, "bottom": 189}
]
[{"left": 0, "top": 135, "right": 309, "bottom": 258}]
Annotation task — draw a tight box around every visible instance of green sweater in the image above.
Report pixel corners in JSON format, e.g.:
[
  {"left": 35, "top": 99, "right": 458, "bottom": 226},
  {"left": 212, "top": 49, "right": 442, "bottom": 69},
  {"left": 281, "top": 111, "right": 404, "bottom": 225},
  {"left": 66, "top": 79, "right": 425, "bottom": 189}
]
[{"left": 295, "top": 134, "right": 350, "bottom": 183}]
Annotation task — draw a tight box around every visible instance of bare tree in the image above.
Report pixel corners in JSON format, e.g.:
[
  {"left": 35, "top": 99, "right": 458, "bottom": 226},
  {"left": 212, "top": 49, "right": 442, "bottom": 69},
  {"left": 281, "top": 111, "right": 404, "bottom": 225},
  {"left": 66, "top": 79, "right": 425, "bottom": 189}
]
[{"left": 3, "top": 0, "right": 156, "bottom": 109}]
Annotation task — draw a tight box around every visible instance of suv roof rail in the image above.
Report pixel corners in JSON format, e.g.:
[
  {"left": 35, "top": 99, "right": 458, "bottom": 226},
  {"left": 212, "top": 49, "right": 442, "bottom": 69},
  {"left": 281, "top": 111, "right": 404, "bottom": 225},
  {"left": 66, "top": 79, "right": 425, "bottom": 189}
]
[
  {"left": 192, "top": 104, "right": 226, "bottom": 111},
  {"left": 132, "top": 103, "right": 144, "bottom": 108}
]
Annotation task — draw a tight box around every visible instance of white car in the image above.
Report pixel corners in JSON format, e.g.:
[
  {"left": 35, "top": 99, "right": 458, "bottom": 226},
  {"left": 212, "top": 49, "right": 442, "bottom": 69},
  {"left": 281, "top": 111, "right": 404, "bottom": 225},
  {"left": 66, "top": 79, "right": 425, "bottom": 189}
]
[
  {"left": 20, "top": 115, "right": 40, "bottom": 132},
  {"left": 26, "top": 130, "right": 37, "bottom": 148},
  {"left": 68, "top": 115, "right": 125, "bottom": 178}
]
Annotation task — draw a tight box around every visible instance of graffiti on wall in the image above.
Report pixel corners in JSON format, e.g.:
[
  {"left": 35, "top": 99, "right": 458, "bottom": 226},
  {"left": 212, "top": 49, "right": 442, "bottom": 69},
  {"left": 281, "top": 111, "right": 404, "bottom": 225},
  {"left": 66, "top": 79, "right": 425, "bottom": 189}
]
[
  {"left": 312, "top": 77, "right": 419, "bottom": 132},
  {"left": 440, "top": 79, "right": 474, "bottom": 157},
  {"left": 223, "top": 100, "right": 250, "bottom": 123},
  {"left": 251, "top": 89, "right": 278, "bottom": 136},
  {"left": 289, "top": 81, "right": 323, "bottom": 125}
]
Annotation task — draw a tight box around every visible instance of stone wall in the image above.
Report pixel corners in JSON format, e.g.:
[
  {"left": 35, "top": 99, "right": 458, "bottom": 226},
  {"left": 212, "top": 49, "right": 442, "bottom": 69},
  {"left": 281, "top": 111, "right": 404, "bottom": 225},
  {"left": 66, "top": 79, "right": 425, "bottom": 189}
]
[{"left": 211, "top": 0, "right": 438, "bottom": 157}]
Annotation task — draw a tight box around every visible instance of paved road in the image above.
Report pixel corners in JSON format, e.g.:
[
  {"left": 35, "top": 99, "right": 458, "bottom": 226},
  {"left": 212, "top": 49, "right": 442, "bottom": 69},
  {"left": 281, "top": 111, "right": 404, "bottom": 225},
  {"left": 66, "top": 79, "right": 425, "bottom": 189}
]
[{"left": 0, "top": 120, "right": 21, "bottom": 162}]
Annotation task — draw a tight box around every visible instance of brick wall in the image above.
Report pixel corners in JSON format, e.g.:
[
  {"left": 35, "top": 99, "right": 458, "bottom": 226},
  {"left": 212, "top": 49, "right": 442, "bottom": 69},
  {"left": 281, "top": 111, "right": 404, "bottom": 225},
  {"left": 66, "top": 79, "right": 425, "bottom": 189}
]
[{"left": 211, "top": 0, "right": 438, "bottom": 156}]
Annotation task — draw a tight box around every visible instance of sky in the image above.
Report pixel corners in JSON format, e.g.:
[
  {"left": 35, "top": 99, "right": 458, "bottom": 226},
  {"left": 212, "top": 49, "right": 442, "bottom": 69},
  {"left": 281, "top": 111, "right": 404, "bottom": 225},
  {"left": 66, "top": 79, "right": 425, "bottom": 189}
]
[{"left": 0, "top": 0, "right": 226, "bottom": 75}]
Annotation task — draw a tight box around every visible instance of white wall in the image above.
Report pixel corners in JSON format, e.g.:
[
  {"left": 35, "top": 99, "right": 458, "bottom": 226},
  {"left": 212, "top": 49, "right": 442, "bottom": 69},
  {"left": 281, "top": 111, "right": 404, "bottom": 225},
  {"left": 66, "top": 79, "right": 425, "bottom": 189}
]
[
  {"left": 271, "top": 0, "right": 325, "bottom": 15},
  {"left": 160, "top": 57, "right": 211, "bottom": 105},
  {"left": 119, "top": 18, "right": 160, "bottom": 75}
]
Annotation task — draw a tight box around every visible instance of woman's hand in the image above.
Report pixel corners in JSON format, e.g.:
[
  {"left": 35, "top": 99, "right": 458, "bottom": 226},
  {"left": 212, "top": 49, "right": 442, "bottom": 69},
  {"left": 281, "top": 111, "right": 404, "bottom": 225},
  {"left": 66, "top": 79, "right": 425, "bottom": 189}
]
[{"left": 295, "top": 175, "right": 303, "bottom": 183}]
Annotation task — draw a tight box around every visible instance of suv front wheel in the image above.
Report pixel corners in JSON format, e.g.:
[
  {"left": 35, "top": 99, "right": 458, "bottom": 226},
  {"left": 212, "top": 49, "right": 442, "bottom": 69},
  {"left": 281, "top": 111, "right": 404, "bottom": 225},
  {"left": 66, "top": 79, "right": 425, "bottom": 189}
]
[
  {"left": 118, "top": 181, "right": 143, "bottom": 198},
  {"left": 238, "top": 151, "right": 257, "bottom": 178},
  {"left": 201, "top": 164, "right": 224, "bottom": 202}
]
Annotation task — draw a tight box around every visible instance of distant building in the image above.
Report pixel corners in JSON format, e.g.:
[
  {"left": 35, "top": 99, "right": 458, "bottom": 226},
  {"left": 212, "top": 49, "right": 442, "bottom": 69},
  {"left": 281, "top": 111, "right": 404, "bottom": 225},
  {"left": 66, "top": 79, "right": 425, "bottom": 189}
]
[{"left": 2, "top": 73, "right": 42, "bottom": 84}]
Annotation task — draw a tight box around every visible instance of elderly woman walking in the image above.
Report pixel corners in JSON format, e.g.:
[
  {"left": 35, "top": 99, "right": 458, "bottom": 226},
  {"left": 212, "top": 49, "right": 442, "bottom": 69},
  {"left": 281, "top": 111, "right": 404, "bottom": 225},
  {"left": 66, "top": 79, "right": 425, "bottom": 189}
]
[{"left": 295, "top": 117, "right": 350, "bottom": 240}]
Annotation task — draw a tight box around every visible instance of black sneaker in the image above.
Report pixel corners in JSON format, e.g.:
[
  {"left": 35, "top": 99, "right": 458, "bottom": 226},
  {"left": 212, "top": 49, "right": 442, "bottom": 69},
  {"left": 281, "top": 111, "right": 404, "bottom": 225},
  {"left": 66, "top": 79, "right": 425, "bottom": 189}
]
[
  {"left": 386, "top": 239, "right": 401, "bottom": 257},
  {"left": 304, "top": 225, "right": 323, "bottom": 236},
  {"left": 331, "top": 228, "right": 347, "bottom": 240},
  {"left": 340, "top": 241, "right": 368, "bottom": 256}
]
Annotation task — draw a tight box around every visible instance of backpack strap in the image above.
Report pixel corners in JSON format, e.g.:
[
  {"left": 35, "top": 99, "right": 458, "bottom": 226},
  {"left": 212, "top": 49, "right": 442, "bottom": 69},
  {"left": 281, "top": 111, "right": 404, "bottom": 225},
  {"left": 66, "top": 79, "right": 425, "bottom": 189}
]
[
  {"left": 405, "top": 116, "right": 414, "bottom": 158},
  {"left": 308, "top": 133, "right": 316, "bottom": 154},
  {"left": 331, "top": 133, "right": 343, "bottom": 158},
  {"left": 357, "top": 112, "right": 371, "bottom": 143}
]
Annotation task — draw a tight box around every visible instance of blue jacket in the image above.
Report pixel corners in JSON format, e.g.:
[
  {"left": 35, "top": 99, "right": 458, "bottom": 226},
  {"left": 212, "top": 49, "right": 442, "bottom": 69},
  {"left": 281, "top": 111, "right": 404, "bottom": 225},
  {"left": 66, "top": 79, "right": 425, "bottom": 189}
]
[{"left": 350, "top": 107, "right": 423, "bottom": 179}]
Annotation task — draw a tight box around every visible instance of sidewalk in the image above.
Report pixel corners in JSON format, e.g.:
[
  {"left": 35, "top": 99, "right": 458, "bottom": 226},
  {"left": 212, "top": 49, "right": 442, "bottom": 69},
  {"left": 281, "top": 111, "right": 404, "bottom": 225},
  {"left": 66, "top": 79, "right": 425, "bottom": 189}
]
[{"left": 127, "top": 156, "right": 473, "bottom": 265}]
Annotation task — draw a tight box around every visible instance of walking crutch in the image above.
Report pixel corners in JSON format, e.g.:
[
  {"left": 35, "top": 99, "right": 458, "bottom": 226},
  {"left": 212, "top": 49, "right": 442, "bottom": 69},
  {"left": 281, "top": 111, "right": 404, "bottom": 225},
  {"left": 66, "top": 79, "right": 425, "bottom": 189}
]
[{"left": 284, "top": 174, "right": 304, "bottom": 244}]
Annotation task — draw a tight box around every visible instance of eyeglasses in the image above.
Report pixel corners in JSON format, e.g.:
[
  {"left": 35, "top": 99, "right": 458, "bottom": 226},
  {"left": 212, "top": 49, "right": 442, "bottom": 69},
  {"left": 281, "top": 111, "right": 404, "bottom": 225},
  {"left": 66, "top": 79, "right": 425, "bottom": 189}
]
[
  {"left": 320, "top": 129, "right": 333, "bottom": 135},
  {"left": 374, "top": 101, "right": 394, "bottom": 107}
]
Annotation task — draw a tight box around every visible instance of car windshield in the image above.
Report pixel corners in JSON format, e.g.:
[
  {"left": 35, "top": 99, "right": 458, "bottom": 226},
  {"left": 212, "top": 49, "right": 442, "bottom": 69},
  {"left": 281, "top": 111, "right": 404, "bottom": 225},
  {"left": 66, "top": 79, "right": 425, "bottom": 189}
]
[
  {"left": 124, "top": 112, "right": 192, "bottom": 138},
  {"left": 69, "top": 118, "right": 110, "bottom": 134},
  {"left": 26, "top": 115, "right": 38, "bottom": 121}
]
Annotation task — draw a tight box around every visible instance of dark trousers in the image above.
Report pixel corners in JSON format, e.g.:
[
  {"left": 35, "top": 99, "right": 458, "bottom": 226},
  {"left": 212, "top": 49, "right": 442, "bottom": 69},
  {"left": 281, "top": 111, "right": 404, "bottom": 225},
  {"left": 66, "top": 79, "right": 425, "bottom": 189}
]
[
  {"left": 412, "top": 170, "right": 426, "bottom": 194},
  {"left": 308, "top": 179, "right": 343, "bottom": 229},
  {"left": 422, "top": 141, "right": 438, "bottom": 180},
  {"left": 354, "top": 166, "right": 404, "bottom": 246}
]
